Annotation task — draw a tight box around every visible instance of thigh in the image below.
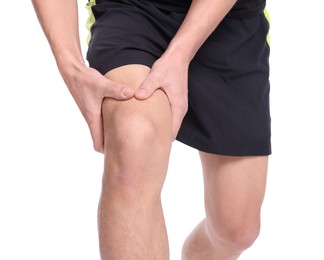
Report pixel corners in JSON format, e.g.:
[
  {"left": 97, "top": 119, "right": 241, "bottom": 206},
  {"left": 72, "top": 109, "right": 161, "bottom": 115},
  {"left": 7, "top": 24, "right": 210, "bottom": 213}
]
[
  {"left": 102, "top": 64, "right": 172, "bottom": 140},
  {"left": 102, "top": 64, "right": 172, "bottom": 169},
  {"left": 87, "top": 0, "right": 186, "bottom": 75},
  {"left": 200, "top": 152, "right": 268, "bottom": 232},
  {"left": 101, "top": 64, "right": 172, "bottom": 195}
]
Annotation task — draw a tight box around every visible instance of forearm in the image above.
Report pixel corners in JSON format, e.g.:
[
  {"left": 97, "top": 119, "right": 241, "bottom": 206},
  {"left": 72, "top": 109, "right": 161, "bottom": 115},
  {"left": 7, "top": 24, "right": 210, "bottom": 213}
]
[
  {"left": 164, "top": 0, "right": 237, "bottom": 63},
  {"left": 31, "top": 0, "right": 84, "bottom": 78}
]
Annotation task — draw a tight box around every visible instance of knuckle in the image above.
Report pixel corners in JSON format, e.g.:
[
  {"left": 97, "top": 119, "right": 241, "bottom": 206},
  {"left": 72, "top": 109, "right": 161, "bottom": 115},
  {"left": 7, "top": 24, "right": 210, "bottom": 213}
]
[{"left": 104, "top": 85, "right": 115, "bottom": 97}]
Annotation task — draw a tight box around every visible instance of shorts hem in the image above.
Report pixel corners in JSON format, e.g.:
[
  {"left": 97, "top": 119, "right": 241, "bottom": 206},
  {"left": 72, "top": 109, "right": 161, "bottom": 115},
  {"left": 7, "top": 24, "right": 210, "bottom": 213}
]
[
  {"left": 176, "top": 132, "right": 271, "bottom": 156},
  {"left": 87, "top": 51, "right": 157, "bottom": 75}
]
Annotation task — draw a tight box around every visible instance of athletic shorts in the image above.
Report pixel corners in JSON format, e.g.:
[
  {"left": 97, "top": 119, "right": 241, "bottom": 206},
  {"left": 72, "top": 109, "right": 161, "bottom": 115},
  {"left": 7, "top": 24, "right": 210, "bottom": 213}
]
[{"left": 86, "top": 0, "right": 271, "bottom": 156}]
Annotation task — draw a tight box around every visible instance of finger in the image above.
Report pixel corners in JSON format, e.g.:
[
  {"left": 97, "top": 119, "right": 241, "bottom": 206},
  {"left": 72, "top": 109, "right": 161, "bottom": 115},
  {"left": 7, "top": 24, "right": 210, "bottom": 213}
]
[
  {"left": 170, "top": 100, "right": 188, "bottom": 140},
  {"left": 101, "top": 79, "right": 135, "bottom": 100},
  {"left": 135, "top": 77, "right": 160, "bottom": 100},
  {"left": 88, "top": 115, "right": 104, "bottom": 154},
  {"left": 171, "top": 108, "right": 184, "bottom": 139}
]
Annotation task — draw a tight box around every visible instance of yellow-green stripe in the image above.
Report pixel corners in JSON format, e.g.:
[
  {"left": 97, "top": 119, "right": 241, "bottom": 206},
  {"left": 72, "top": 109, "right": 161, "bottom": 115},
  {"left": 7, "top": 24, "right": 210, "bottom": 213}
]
[
  {"left": 263, "top": 8, "right": 270, "bottom": 45},
  {"left": 86, "top": 0, "right": 96, "bottom": 44}
]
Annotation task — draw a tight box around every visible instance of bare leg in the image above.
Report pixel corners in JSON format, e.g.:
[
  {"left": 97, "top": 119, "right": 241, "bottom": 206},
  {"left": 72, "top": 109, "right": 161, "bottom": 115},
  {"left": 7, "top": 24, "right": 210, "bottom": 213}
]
[
  {"left": 182, "top": 153, "right": 268, "bottom": 260},
  {"left": 98, "top": 65, "right": 172, "bottom": 260}
]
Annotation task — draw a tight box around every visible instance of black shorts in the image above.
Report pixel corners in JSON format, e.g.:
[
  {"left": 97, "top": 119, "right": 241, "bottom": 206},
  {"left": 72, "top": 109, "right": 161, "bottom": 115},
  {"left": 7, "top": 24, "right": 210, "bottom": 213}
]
[{"left": 86, "top": 0, "right": 271, "bottom": 156}]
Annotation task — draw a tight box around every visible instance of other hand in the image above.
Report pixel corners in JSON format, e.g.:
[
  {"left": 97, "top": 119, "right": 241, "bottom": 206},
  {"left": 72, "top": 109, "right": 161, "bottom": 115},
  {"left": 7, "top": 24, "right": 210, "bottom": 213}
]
[
  {"left": 135, "top": 56, "right": 189, "bottom": 139},
  {"left": 63, "top": 64, "right": 135, "bottom": 153}
]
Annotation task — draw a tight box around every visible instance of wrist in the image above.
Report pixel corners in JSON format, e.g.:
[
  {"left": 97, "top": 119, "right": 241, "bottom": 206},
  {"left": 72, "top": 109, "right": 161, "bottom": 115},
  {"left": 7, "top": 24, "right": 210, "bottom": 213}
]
[
  {"left": 163, "top": 41, "right": 194, "bottom": 66},
  {"left": 55, "top": 52, "right": 86, "bottom": 81}
]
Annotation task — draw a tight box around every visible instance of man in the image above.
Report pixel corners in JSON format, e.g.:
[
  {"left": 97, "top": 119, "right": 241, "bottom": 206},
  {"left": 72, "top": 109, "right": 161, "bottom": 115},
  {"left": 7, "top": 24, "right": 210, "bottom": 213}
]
[{"left": 32, "top": 0, "right": 271, "bottom": 259}]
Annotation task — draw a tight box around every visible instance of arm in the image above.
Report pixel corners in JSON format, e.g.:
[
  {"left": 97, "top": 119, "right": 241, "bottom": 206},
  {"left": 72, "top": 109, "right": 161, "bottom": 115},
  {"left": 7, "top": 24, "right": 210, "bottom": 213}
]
[
  {"left": 136, "top": 0, "right": 237, "bottom": 138},
  {"left": 164, "top": 0, "right": 237, "bottom": 63},
  {"left": 31, "top": 0, "right": 134, "bottom": 153}
]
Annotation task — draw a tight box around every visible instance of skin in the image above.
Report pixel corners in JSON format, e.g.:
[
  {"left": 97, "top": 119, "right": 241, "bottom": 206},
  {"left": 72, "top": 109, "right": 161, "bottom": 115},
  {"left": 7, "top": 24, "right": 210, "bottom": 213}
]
[
  {"left": 182, "top": 154, "right": 268, "bottom": 259},
  {"left": 100, "top": 64, "right": 172, "bottom": 259},
  {"left": 31, "top": 0, "right": 135, "bottom": 152},
  {"left": 31, "top": 0, "right": 237, "bottom": 151},
  {"left": 32, "top": 0, "right": 269, "bottom": 259}
]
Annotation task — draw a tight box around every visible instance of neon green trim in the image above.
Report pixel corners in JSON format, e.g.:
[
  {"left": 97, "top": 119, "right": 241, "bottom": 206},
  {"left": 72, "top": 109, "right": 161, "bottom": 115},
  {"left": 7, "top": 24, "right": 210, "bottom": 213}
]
[
  {"left": 263, "top": 8, "right": 270, "bottom": 46},
  {"left": 86, "top": 0, "right": 96, "bottom": 44}
]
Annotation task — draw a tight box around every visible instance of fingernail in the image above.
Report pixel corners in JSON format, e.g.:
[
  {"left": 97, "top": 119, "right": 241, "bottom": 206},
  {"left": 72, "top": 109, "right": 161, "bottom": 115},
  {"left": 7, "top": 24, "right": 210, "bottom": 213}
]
[{"left": 137, "top": 89, "right": 146, "bottom": 95}]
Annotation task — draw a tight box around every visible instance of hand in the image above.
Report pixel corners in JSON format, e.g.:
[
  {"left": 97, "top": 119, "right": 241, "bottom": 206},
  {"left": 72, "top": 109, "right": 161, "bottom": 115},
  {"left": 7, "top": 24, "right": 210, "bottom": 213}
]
[
  {"left": 63, "top": 64, "right": 135, "bottom": 153},
  {"left": 135, "top": 55, "right": 189, "bottom": 139}
]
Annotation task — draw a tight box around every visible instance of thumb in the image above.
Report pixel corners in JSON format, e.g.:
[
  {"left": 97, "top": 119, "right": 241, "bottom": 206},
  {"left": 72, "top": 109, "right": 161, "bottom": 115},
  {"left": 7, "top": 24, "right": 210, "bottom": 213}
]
[
  {"left": 135, "top": 77, "right": 160, "bottom": 100},
  {"left": 101, "top": 79, "right": 135, "bottom": 100}
]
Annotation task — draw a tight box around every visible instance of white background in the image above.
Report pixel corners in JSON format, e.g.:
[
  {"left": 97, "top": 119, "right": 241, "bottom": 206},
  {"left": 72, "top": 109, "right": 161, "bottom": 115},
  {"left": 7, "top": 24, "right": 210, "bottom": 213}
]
[{"left": 1, "top": 0, "right": 324, "bottom": 259}]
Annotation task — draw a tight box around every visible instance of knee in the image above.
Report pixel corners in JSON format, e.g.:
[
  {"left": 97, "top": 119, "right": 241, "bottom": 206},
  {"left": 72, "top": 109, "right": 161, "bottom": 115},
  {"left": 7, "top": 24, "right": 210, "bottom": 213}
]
[
  {"left": 102, "top": 107, "right": 171, "bottom": 192},
  {"left": 206, "top": 217, "right": 260, "bottom": 251},
  {"left": 105, "top": 106, "right": 171, "bottom": 156}
]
